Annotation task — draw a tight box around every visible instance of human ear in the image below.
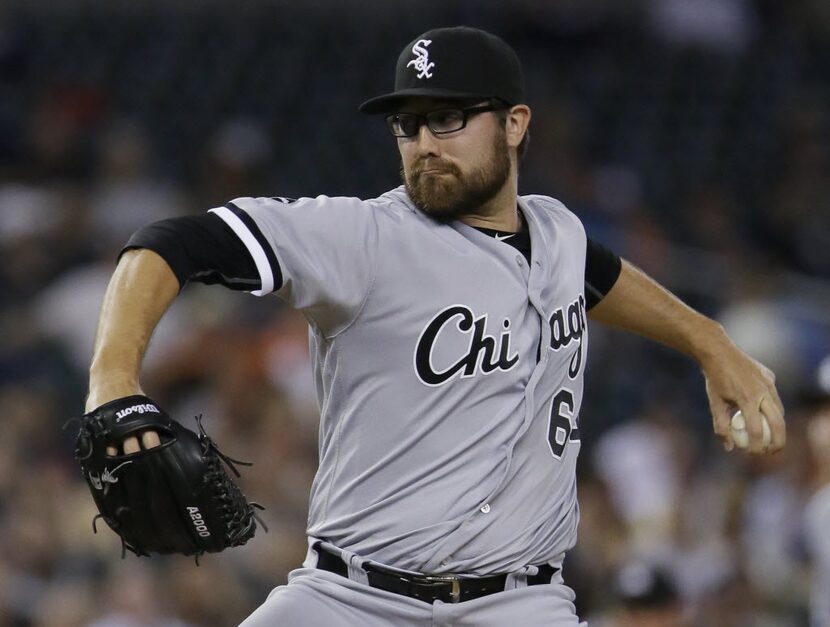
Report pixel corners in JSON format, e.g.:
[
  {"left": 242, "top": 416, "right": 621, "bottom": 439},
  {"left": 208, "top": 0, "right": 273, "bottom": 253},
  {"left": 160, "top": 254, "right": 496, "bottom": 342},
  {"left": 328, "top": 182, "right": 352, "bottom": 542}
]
[{"left": 505, "top": 105, "right": 531, "bottom": 149}]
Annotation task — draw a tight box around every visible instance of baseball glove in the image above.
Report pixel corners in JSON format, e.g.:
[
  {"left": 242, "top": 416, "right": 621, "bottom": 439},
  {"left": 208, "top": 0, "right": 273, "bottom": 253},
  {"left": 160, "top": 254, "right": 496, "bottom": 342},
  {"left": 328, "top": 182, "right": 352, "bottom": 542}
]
[{"left": 70, "top": 395, "right": 265, "bottom": 560}]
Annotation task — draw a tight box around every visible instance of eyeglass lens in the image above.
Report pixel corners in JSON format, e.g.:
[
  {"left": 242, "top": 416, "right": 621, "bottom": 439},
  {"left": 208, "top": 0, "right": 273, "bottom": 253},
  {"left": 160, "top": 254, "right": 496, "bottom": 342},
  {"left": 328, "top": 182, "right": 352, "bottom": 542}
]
[{"left": 386, "top": 109, "right": 467, "bottom": 137}]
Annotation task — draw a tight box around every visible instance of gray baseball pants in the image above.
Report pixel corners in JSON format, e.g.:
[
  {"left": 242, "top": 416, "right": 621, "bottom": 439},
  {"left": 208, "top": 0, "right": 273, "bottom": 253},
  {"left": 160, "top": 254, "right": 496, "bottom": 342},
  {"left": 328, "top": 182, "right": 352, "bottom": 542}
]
[{"left": 239, "top": 542, "right": 585, "bottom": 626}]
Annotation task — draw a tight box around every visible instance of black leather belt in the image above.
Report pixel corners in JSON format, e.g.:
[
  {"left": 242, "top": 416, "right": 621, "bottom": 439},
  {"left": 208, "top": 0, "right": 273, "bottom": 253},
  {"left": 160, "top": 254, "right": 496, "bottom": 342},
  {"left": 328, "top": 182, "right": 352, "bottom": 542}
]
[{"left": 313, "top": 543, "right": 559, "bottom": 604}]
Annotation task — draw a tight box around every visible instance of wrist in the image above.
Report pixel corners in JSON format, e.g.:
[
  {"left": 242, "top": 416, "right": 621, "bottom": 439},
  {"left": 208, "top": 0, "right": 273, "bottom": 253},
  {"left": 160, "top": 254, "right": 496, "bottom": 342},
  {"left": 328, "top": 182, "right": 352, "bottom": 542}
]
[
  {"left": 688, "top": 318, "right": 730, "bottom": 367},
  {"left": 86, "top": 369, "right": 142, "bottom": 412}
]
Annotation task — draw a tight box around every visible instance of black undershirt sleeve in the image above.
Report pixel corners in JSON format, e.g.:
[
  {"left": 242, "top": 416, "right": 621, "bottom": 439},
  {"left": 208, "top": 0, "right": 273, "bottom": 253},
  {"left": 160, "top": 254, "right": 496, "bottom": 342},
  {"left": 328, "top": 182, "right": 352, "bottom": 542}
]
[
  {"left": 584, "top": 238, "right": 622, "bottom": 309},
  {"left": 121, "top": 213, "right": 264, "bottom": 291}
]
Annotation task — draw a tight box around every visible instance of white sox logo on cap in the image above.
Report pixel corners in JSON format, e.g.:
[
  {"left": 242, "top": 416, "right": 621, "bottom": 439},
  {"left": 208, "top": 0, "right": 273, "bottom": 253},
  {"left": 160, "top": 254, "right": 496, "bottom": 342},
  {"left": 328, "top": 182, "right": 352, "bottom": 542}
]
[{"left": 406, "top": 39, "right": 434, "bottom": 79}]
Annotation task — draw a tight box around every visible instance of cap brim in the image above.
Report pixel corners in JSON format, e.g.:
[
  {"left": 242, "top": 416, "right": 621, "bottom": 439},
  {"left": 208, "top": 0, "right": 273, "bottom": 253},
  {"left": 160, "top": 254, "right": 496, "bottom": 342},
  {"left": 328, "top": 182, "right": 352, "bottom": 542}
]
[{"left": 359, "top": 88, "right": 495, "bottom": 114}]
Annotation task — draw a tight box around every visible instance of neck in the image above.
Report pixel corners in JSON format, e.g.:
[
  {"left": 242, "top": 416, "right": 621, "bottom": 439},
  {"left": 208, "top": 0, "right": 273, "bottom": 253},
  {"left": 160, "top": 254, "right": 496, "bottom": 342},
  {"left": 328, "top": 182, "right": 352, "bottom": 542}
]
[{"left": 459, "top": 171, "right": 520, "bottom": 232}]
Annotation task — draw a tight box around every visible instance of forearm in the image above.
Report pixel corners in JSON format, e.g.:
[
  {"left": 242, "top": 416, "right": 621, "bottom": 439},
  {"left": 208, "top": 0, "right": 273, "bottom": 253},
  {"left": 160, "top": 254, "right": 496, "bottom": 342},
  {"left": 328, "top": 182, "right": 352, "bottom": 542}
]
[
  {"left": 87, "top": 249, "right": 180, "bottom": 411},
  {"left": 587, "top": 260, "right": 728, "bottom": 365},
  {"left": 588, "top": 259, "right": 785, "bottom": 452}
]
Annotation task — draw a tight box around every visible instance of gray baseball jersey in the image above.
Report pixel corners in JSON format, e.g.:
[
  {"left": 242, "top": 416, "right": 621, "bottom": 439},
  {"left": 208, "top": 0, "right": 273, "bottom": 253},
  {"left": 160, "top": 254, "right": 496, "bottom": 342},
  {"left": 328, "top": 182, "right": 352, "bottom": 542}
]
[
  {"left": 209, "top": 185, "right": 587, "bottom": 575},
  {"left": 805, "top": 484, "right": 830, "bottom": 626}
]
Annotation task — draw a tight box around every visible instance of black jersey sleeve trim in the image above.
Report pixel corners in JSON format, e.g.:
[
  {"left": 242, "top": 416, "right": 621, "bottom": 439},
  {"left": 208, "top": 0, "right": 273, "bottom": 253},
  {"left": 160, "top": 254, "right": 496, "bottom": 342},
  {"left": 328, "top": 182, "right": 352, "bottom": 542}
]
[
  {"left": 585, "top": 237, "right": 622, "bottom": 310},
  {"left": 121, "top": 213, "right": 265, "bottom": 292},
  {"left": 206, "top": 202, "right": 283, "bottom": 295}
]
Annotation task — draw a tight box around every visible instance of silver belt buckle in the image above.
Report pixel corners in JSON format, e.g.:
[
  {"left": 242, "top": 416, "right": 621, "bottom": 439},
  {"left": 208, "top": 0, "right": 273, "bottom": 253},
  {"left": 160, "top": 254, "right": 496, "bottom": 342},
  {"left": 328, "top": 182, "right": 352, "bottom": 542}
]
[{"left": 421, "top": 574, "right": 462, "bottom": 603}]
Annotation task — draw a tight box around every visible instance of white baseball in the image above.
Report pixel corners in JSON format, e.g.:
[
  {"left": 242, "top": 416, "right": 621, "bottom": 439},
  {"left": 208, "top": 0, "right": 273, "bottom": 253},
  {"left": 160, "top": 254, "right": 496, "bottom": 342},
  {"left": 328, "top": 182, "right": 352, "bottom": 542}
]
[{"left": 730, "top": 410, "right": 771, "bottom": 450}]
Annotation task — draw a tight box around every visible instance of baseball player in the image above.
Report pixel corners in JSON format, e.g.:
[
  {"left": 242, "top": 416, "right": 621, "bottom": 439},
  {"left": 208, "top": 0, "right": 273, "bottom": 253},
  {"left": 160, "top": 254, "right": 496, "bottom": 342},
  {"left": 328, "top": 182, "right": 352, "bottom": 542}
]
[{"left": 84, "top": 27, "right": 785, "bottom": 626}]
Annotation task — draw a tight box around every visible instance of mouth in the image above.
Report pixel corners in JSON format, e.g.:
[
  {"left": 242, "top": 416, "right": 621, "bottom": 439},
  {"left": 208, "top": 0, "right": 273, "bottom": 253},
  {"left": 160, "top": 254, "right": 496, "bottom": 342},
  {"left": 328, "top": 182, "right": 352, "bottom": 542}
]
[
  {"left": 414, "top": 159, "right": 456, "bottom": 176},
  {"left": 418, "top": 164, "right": 457, "bottom": 176}
]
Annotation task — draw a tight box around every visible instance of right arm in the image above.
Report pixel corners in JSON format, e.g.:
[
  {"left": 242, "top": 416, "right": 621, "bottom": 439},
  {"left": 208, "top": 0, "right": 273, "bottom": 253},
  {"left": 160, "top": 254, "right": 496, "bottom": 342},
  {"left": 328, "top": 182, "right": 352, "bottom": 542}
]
[
  {"left": 87, "top": 197, "right": 375, "bottom": 447},
  {"left": 87, "top": 249, "right": 180, "bottom": 453},
  {"left": 86, "top": 249, "right": 180, "bottom": 412},
  {"left": 87, "top": 210, "right": 265, "bottom": 412}
]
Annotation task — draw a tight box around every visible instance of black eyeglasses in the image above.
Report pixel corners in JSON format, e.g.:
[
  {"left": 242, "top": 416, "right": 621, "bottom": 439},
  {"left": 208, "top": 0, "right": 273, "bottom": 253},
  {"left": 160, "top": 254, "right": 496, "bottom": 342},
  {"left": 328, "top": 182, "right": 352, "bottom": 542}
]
[{"left": 385, "top": 104, "right": 504, "bottom": 138}]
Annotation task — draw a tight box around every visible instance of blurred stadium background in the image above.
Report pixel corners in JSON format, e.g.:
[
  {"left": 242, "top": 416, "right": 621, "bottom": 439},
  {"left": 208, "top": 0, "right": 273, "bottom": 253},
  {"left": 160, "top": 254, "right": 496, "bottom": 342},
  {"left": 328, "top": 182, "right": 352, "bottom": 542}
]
[{"left": 1, "top": 0, "right": 829, "bottom": 625}]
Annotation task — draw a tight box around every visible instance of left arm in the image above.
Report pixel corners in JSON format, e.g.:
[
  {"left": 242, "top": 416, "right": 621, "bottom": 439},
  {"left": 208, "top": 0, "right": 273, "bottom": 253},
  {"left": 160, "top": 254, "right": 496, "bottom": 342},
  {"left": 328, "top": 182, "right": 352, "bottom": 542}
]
[{"left": 588, "top": 260, "right": 785, "bottom": 453}]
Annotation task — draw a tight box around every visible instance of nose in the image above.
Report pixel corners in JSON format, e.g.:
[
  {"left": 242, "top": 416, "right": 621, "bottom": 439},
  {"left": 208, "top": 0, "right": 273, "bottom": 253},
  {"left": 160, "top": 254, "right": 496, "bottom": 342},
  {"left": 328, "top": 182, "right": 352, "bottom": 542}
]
[{"left": 413, "top": 122, "right": 441, "bottom": 157}]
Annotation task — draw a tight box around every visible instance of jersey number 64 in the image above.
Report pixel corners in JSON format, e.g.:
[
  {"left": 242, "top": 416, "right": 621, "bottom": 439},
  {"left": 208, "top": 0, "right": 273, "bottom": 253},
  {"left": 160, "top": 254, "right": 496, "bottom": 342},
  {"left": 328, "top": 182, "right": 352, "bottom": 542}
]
[{"left": 547, "top": 388, "right": 581, "bottom": 459}]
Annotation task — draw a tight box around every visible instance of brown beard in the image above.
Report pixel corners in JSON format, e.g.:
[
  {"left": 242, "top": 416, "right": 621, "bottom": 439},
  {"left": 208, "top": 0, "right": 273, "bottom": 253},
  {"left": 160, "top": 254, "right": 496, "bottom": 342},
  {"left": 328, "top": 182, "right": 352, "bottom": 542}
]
[{"left": 401, "top": 130, "right": 511, "bottom": 223}]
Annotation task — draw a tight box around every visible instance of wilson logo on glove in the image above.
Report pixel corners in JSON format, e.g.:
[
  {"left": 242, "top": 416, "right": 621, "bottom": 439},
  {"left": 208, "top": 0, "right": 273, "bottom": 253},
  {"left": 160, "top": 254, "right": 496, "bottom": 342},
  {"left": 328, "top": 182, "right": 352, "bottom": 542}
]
[{"left": 115, "top": 403, "right": 160, "bottom": 421}]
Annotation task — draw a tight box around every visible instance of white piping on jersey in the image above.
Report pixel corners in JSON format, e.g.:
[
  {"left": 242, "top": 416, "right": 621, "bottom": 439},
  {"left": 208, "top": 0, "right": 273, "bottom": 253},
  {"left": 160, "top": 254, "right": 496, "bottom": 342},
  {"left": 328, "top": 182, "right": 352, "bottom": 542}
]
[{"left": 208, "top": 206, "right": 274, "bottom": 296}]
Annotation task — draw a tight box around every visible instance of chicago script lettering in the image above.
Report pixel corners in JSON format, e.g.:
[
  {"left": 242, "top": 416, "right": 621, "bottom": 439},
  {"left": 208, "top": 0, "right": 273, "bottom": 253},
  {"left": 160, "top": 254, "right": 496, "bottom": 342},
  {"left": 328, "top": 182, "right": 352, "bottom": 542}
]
[
  {"left": 548, "top": 295, "right": 587, "bottom": 379},
  {"left": 415, "top": 306, "right": 519, "bottom": 386}
]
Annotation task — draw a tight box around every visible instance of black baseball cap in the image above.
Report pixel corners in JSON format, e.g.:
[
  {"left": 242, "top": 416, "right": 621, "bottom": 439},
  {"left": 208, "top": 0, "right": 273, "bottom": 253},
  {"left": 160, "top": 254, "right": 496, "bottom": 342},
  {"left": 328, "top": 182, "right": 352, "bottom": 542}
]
[{"left": 359, "top": 26, "right": 525, "bottom": 114}]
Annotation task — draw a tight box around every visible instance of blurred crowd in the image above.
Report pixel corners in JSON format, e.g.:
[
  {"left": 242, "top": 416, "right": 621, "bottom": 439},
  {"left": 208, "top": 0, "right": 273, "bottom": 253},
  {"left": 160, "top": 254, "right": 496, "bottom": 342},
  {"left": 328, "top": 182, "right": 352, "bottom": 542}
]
[{"left": 1, "top": 1, "right": 829, "bottom": 625}]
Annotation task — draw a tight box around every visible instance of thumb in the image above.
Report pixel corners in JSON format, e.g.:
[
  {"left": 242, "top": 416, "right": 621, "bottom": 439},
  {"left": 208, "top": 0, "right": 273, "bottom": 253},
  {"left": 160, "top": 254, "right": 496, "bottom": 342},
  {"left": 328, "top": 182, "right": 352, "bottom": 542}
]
[{"left": 706, "top": 379, "right": 735, "bottom": 451}]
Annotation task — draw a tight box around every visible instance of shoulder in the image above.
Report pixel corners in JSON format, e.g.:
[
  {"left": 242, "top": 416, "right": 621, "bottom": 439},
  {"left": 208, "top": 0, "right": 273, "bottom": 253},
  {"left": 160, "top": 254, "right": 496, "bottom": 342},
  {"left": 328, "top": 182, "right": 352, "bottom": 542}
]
[
  {"left": 227, "top": 187, "right": 413, "bottom": 220},
  {"left": 520, "top": 194, "right": 585, "bottom": 234},
  {"left": 520, "top": 194, "right": 579, "bottom": 220},
  {"left": 365, "top": 185, "right": 419, "bottom": 220},
  {"left": 227, "top": 194, "right": 366, "bottom": 212}
]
